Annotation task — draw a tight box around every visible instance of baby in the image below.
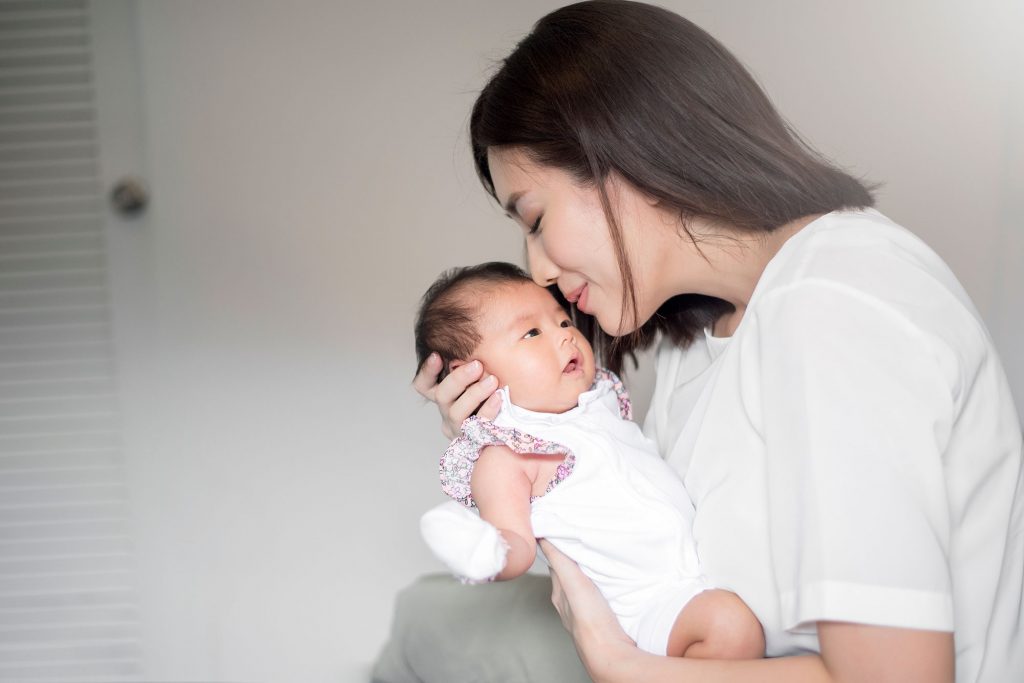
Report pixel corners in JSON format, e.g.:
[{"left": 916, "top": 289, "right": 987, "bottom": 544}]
[{"left": 414, "top": 262, "right": 763, "bottom": 658}]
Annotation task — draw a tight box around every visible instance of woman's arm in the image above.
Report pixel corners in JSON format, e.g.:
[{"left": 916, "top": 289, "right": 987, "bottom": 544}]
[
  {"left": 540, "top": 540, "right": 953, "bottom": 683},
  {"left": 472, "top": 444, "right": 537, "bottom": 579}
]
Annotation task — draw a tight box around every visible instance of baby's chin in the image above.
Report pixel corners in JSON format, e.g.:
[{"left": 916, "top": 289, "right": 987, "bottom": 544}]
[
  {"left": 516, "top": 395, "right": 578, "bottom": 413},
  {"left": 511, "top": 372, "right": 596, "bottom": 414}
]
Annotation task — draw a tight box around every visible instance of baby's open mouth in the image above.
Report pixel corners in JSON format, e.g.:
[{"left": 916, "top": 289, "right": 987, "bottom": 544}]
[{"left": 563, "top": 354, "right": 581, "bottom": 374}]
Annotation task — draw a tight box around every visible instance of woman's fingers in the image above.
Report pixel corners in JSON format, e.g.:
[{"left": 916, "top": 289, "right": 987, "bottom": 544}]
[
  {"left": 444, "top": 371, "right": 498, "bottom": 431},
  {"left": 414, "top": 359, "right": 497, "bottom": 439},
  {"left": 539, "top": 538, "right": 568, "bottom": 571},
  {"left": 540, "top": 539, "right": 593, "bottom": 599},
  {"left": 431, "top": 360, "right": 482, "bottom": 407},
  {"left": 548, "top": 564, "right": 572, "bottom": 631},
  {"left": 539, "top": 540, "right": 574, "bottom": 630},
  {"left": 539, "top": 539, "right": 635, "bottom": 648},
  {"left": 411, "top": 352, "right": 444, "bottom": 400},
  {"left": 476, "top": 390, "right": 503, "bottom": 421}
]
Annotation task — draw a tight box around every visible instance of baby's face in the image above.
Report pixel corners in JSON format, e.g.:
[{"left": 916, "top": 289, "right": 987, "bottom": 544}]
[{"left": 471, "top": 281, "right": 597, "bottom": 413}]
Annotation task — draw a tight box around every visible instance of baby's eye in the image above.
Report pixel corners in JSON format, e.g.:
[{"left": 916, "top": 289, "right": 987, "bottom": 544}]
[
  {"left": 560, "top": 319, "right": 573, "bottom": 328},
  {"left": 523, "top": 328, "right": 541, "bottom": 339}
]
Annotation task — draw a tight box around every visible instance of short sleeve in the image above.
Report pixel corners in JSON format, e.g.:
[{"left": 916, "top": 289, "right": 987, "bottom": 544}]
[
  {"left": 744, "top": 280, "right": 958, "bottom": 634},
  {"left": 440, "top": 417, "right": 576, "bottom": 508}
]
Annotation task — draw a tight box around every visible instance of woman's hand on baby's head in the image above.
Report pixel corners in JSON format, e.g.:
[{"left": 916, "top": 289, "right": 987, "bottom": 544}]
[{"left": 413, "top": 353, "right": 502, "bottom": 439}]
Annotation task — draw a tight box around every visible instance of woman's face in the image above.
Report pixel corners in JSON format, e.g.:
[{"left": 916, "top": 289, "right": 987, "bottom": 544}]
[{"left": 486, "top": 146, "right": 679, "bottom": 336}]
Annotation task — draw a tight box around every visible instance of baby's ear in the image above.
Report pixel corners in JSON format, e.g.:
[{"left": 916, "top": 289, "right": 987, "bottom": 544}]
[
  {"left": 444, "top": 358, "right": 473, "bottom": 382},
  {"left": 449, "top": 359, "right": 487, "bottom": 378}
]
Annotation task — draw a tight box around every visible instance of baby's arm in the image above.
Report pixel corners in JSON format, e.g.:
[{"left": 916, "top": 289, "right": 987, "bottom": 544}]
[{"left": 471, "top": 444, "right": 537, "bottom": 580}]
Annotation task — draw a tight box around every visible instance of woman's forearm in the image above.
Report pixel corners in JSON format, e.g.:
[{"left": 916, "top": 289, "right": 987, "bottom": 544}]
[
  {"left": 600, "top": 650, "right": 830, "bottom": 683},
  {"left": 541, "top": 539, "right": 954, "bottom": 683},
  {"left": 590, "top": 622, "right": 953, "bottom": 683}
]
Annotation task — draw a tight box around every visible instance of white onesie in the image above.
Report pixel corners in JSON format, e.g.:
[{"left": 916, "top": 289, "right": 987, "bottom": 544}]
[{"left": 436, "top": 369, "right": 710, "bottom": 655}]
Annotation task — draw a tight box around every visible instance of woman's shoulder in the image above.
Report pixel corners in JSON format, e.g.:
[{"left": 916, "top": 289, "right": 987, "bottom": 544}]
[
  {"left": 754, "top": 208, "right": 985, "bottom": 339},
  {"left": 741, "top": 209, "right": 1002, "bottom": 414},
  {"left": 764, "top": 208, "right": 962, "bottom": 294}
]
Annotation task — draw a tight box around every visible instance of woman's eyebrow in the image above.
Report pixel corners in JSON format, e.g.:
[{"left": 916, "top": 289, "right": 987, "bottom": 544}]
[{"left": 503, "top": 191, "right": 525, "bottom": 219}]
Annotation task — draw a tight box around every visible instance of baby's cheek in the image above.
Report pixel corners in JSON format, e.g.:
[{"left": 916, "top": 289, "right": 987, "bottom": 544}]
[
  {"left": 519, "top": 384, "right": 550, "bottom": 411},
  {"left": 514, "top": 373, "right": 558, "bottom": 412}
]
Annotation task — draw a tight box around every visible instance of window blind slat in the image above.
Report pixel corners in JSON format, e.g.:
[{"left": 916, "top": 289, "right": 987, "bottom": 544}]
[
  {"left": 0, "top": 431, "right": 120, "bottom": 454},
  {"left": 1, "top": 483, "right": 127, "bottom": 506},
  {"left": 0, "top": 603, "right": 137, "bottom": 627},
  {"left": 0, "top": 450, "right": 120, "bottom": 470}
]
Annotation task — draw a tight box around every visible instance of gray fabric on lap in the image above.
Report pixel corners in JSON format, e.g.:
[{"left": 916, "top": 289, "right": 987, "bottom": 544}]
[{"left": 371, "top": 573, "right": 593, "bottom": 683}]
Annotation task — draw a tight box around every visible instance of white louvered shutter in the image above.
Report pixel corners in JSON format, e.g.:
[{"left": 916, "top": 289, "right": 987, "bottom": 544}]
[{"left": 0, "top": 1, "right": 143, "bottom": 680}]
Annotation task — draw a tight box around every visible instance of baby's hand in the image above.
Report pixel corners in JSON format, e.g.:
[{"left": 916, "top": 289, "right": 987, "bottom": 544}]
[
  {"left": 420, "top": 501, "right": 508, "bottom": 583},
  {"left": 413, "top": 355, "right": 502, "bottom": 439}
]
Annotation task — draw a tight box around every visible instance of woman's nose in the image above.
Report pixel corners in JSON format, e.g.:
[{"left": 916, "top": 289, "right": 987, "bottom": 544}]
[{"left": 526, "top": 239, "right": 560, "bottom": 286}]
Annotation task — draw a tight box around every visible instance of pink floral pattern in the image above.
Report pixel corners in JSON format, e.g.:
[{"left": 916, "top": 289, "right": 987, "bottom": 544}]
[
  {"left": 439, "top": 368, "right": 632, "bottom": 508},
  {"left": 603, "top": 367, "right": 632, "bottom": 421}
]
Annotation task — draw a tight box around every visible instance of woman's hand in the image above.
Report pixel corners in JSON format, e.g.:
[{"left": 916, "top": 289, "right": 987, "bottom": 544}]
[
  {"left": 412, "top": 353, "right": 502, "bottom": 439},
  {"left": 539, "top": 539, "right": 639, "bottom": 681}
]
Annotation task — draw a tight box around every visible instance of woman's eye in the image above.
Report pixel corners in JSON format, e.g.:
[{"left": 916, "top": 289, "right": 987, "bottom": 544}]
[
  {"left": 529, "top": 215, "right": 542, "bottom": 235},
  {"left": 523, "top": 328, "right": 541, "bottom": 339},
  {"left": 560, "top": 319, "right": 573, "bottom": 328}
]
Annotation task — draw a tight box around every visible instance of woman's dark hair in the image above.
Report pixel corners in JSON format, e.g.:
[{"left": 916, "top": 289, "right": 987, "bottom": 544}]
[
  {"left": 469, "top": 0, "right": 876, "bottom": 373},
  {"left": 414, "top": 261, "right": 537, "bottom": 382}
]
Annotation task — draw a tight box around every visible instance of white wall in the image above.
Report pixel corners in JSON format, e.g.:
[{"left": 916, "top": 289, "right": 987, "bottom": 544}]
[{"left": 91, "top": 1, "right": 1022, "bottom": 681}]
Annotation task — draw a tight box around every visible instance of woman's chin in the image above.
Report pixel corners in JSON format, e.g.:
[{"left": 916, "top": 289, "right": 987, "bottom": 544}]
[{"left": 595, "top": 311, "right": 643, "bottom": 338}]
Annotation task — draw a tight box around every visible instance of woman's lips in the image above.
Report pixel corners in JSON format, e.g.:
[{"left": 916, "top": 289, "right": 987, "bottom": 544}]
[
  {"left": 564, "top": 284, "right": 590, "bottom": 313},
  {"left": 576, "top": 284, "right": 590, "bottom": 314},
  {"left": 564, "top": 283, "right": 585, "bottom": 302}
]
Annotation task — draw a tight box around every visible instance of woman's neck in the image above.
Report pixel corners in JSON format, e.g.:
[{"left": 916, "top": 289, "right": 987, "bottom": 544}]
[{"left": 670, "top": 213, "right": 823, "bottom": 337}]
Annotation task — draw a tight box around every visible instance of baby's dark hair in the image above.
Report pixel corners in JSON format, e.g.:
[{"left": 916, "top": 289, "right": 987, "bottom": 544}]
[{"left": 414, "top": 261, "right": 534, "bottom": 382}]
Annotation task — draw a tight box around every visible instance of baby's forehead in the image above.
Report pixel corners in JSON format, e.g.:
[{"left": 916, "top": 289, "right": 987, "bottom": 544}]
[{"left": 475, "top": 281, "right": 565, "bottom": 331}]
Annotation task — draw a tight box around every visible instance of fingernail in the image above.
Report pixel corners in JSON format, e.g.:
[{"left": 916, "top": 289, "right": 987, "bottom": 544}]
[
  {"left": 484, "top": 375, "right": 497, "bottom": 387},
  {"left": 470, "top": 360, "right": 481, "bottom": 372}
]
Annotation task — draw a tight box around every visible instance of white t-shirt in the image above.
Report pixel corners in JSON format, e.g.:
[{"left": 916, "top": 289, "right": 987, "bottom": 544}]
[{"left": 642, "top": 208, "right": 1023, "bottom": 681}]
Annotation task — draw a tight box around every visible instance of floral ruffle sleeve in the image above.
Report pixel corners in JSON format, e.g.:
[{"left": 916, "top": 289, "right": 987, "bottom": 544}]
[{"left": 439, "top": 367, "right": 631, "bottom": 508}]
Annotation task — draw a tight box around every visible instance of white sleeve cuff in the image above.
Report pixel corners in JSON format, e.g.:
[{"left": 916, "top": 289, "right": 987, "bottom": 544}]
[{"left": 781, "top": 580, "right": 955, "bottom": 634}]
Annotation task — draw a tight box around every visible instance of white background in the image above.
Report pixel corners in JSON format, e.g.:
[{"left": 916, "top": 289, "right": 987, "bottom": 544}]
[{"left": 88, "top": 1, "right": 1023, "bottom": 681}]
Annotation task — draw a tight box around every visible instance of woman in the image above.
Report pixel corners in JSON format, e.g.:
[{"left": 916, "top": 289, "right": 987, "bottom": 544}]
[{"left": 398, "top": 2, "right": 1023, "bottom": 682}]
